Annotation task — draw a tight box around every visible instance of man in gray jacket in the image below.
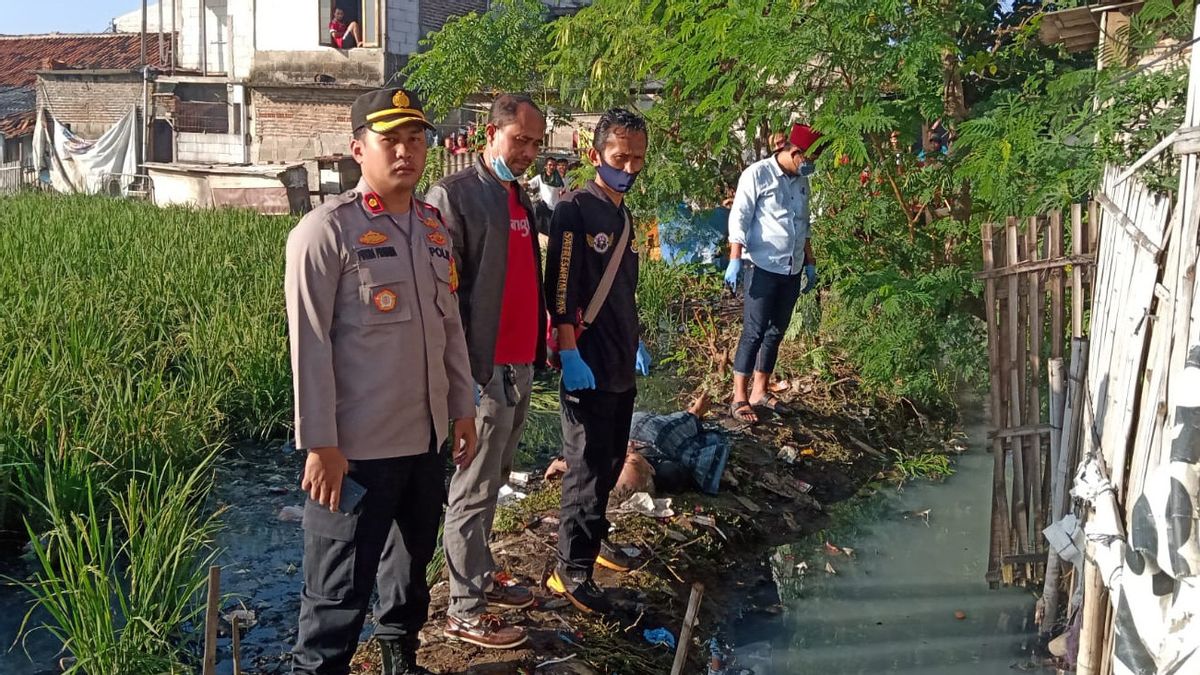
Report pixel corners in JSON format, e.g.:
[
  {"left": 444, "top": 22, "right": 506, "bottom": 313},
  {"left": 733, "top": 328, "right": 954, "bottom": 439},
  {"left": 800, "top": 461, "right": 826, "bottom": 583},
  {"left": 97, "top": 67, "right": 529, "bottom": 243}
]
[{"left": 424, "top": 93, "right": 547, "bottom": 649}]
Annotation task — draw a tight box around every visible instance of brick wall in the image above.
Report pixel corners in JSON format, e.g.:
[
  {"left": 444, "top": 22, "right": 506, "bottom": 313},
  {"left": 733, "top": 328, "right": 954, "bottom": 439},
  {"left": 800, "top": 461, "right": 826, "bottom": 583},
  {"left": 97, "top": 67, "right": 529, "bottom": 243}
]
[
  {"left": 251, "top": 86, "right": 365, "bottom": 162},
  {"left": 36, "top": 74, "right": 144, "bottom": 139}
]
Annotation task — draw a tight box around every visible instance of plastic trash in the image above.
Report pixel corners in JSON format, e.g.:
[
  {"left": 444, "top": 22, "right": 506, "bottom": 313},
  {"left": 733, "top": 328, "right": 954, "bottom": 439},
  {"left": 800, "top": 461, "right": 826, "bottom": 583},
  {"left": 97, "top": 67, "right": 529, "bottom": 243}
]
[
  {"left": 642, "top": 627, "right": 677, "bottom": 649},
  {"left": 621, "top": 492, "right": 674, "bottom": 518},
  {"left": 497, "top": 484, "right": 527, "bottom": 506}
]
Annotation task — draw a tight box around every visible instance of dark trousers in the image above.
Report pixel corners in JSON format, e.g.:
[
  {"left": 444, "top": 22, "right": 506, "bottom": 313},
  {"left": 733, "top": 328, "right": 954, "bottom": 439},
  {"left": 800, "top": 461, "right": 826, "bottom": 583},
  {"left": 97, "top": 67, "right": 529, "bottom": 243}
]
[
  {"left": 292, "top": 450, "right": 444, "bottom": 675},
  {"left": 733, "top": 264, "right": 804, "bottom": 376},
  {"left": 557, "top": 386, "right": 637, "bottom": 580}
]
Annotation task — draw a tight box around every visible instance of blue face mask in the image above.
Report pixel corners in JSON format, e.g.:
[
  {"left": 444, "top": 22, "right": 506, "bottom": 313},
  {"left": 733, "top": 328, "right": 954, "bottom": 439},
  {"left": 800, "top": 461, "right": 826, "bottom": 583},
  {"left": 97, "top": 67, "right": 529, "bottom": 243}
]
[
  {"left": 798, "top": 161, "right": 815, "bottom": 177},
  {"left": 596, "top": 157, "right": 639, "bottom": 193},
  {"left": 490, "top": 154, "right": 517, "bottom": 182}
]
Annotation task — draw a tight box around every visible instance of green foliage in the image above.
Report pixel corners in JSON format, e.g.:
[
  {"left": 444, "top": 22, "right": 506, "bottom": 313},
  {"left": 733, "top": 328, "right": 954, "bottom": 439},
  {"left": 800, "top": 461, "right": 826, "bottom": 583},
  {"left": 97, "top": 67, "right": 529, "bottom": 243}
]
[
  {"left": 890, "top": 449, "right": 955, "bottom": 483},
  {"left": 402, "top": 0, "right": 554, "bottom": 118},
  {"left": 16, "top": 455, "right": 223, "bottom": 674},
  {"left": 406, "top": 0, "right": 1193, "bottom": 410}
]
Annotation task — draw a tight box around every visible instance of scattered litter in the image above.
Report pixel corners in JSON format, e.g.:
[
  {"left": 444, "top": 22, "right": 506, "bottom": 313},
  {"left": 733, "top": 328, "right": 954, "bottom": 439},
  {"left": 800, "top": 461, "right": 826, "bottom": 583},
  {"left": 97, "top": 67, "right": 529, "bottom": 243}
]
[
  {"left": 781, "top": 512, "right": 801, "bottom": 531},
  {"left": 621, "top": 492, "right": 674, "bottom": 518},
  {"left": 497, "top": 484, "right": 527, "bottom": 505},
  {"left": 954, "top": 610, "right": 967, "bottom": 620},
  {"left": 223, "top": 608, "right": 257, "bottom": 628},
  {"left": 536, "top": 654, "right": 577, "bottom": 669},
  {"left": 841, "top": 546, "right": 855, "bottom": 557},
  {"left": 664, "top": 529, "right": 690, "bottom": 542},
  {"left": 509, "top": 471, "right": 531, "bottom": 486},
  {"left": 795, "top": 480, "right": 813, "bottom": 494},
  {"left": 795, "top": 561, "right": 808, "bottom": 573},
  {"left": 776, "top": 445, "right": 799, "bottom": 464},
  {"left": 903, "top": 508, "right": 932, "bottom": 525},
  {"left": 800, "top": 447, "right": 816, "bottom": 457},
  {"left": 1049, "top": 633, "right": 1069, "bottom": 657},
  {"left": 693, "top": 515, "right": 716, "bottom": 527},
  {"left": 556, "top": 630, "right": 582, "bottom": 647},
  {"left": 268, "top": 486, "right": 289, "bottom": 495},
  {"left": 823, "top": 541, "right": 842, "bottom": 556},
  {"left": 824, "top": 561, "right": 837, "bottom": 575},
  {"left": 285, "top": 563, "right": 297, "bottom": 575},
  {"left": 733, "top": 495, "right": 761, "bottom": 513},
  {"left": 621, "top": 545, "right": 642, "bottom": 558},
  {"left": 277, "top": 505, "right": 304, "bottom": 522},
  {"left": 642, "top": 627, "right": 677, "bottom": 649},
  {"left": 541, "top": 597, "right": 569, "bottom": 611}
]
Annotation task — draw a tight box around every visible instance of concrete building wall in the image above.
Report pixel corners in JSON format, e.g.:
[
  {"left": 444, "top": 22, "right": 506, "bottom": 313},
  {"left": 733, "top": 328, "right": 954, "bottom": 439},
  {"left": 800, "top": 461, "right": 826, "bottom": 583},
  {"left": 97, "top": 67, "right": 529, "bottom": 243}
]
[
  {"left": 388, "top": 0, "right": 422, "bottom": 56},
  {"left": 250, "top": 86, "right": 364, "bottom": 163},
  {"left": 176, "top": 131, "right": 245, "bottom": 164},
  {"left": 36, "top": 75, "right": 145, "bottom": 139},
  {"left": 249, "top": 48, "right": 385, "bottom": 86},
  {"left": 178, "top": 0, "right": 234, "bottom": 74}
]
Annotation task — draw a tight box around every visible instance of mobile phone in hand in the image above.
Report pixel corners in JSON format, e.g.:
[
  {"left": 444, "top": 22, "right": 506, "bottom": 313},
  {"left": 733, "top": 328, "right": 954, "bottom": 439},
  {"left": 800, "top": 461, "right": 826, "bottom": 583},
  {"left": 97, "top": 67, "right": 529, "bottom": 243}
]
[{"left": 338, "top": 476, "right": 367, "bottom": 514}]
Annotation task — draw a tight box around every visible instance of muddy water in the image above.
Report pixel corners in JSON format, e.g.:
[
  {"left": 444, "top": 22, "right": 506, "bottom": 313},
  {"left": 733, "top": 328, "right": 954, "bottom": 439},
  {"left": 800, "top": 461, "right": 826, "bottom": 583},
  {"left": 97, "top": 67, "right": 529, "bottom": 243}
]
[{"left": 733, "top": 401, "right": 1053, "bottom": 675}]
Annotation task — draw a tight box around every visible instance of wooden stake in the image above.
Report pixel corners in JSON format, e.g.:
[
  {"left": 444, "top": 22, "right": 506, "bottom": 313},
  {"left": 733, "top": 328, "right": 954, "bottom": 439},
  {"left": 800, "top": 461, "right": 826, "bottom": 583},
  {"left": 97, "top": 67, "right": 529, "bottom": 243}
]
[
  {"left": 232, "top": 615, "right": 243, "bottom": 675},
  {"left": 982, "top": 222, "right": 1010, "bottom": 588},
  {"left": 203, "top": 565, "right": 220, "bottom": 675},
  {"left": 1071, "top": 204, "right": 1084, "bottom": 338},
  {"left": 670, "top": 583, "right": 705, "bottom": 675},
  {"left": 1006, "top": 218, "right": 1029, "bottom": 556}
]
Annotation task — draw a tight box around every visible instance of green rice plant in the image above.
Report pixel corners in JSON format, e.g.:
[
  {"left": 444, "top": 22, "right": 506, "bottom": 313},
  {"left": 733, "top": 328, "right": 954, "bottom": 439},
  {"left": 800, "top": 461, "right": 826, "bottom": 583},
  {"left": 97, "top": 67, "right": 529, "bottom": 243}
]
[
  {"left": 16, "top": 452, "right": 223, "bottom": 674},
  {"left": 890, "top": 449, "right": 955, "bottom": 484}
]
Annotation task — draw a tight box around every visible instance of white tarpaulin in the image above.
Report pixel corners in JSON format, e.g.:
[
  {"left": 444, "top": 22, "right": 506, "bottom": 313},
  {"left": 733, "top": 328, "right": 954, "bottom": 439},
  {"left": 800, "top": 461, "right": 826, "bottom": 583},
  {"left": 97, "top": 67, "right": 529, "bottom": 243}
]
[{"left": 33, "top": 107, "right": 139, "bottom": 195}]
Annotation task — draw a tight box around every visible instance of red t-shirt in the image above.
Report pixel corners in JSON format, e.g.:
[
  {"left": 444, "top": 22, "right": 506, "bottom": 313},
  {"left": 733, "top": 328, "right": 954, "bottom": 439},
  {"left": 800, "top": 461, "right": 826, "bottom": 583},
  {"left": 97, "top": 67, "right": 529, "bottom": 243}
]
[
  {"left": 493, "top": 185, "right": 539, "bottom": 364},
  {"left": 330, "top": 21, "right": 347, "bottom": 48}
]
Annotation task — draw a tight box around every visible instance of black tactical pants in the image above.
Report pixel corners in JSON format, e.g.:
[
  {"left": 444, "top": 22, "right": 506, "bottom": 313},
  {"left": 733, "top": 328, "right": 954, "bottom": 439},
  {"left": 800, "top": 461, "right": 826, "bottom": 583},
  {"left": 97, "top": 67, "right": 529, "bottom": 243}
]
[
  {"left": 291, "top": 449, "right": 444, "bottom": 675},
  {"left": 556, "top": 386, "right": 637, "bottom": 580}
]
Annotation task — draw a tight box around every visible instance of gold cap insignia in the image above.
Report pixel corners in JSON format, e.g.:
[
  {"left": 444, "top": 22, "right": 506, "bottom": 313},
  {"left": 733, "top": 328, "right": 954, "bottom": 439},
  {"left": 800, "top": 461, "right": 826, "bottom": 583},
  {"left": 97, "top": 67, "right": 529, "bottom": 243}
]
[{"left": 392, "top": 91, "right": 410, "bottom": 108}]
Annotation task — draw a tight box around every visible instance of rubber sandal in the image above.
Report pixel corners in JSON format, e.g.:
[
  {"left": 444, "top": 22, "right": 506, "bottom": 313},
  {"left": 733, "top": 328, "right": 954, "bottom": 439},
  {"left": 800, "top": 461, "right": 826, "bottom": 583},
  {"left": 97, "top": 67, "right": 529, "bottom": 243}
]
[
  {"left": 751, "top": 396, "right": 792, "bottom": 415},
  {"left": 730, "top": 400, "right": 758, "bottom": 423}
]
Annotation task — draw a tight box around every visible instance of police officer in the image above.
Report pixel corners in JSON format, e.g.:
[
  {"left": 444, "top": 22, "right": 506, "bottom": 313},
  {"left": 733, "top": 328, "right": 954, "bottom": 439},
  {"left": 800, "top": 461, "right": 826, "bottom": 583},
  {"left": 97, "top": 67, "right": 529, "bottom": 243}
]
[
  {"left": 542, "top": 108, "right": 652, "bottom": 614},
  {"left": 285, "top": 88, "right": 477, "bottom": 675}
]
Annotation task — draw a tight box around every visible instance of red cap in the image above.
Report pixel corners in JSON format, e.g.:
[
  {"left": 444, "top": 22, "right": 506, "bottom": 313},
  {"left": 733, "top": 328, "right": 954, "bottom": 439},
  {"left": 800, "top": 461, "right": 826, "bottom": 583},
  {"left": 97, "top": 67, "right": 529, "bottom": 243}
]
[{"left": 787, "top": 123, "right": 823, "bottom": 157}]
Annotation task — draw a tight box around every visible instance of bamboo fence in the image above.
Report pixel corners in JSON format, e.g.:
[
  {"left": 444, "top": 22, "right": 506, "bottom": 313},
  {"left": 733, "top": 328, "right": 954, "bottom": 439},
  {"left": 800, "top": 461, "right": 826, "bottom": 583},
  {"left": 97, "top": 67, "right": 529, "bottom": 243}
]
[{"left": 980, "top": 208, "right": 1098, "bottom": 590}]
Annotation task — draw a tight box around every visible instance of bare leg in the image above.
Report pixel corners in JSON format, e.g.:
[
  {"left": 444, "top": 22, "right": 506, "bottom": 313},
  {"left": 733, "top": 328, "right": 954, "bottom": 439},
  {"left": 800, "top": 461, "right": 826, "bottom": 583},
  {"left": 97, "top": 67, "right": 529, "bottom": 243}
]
[
  {"left": 349, "top": 21, "right": 363, "bottom": 46},
  {"left": 749, "top": 371, "right": 771, "bottom": 404},
  {"left": 731, "top": 373, "right": 757, "bottom": 422}
]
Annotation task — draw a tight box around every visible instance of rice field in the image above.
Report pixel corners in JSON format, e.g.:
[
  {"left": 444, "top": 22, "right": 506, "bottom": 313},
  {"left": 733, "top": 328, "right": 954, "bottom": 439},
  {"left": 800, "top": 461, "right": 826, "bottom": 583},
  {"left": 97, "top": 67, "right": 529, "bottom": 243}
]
[{"left": 0, "top": 192, "right": 293, "bottom": 672}]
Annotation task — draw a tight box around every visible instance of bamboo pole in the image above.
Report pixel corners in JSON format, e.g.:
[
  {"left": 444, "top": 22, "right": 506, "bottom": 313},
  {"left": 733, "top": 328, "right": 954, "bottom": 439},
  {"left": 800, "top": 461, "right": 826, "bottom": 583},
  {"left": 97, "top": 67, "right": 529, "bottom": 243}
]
[
  {"left": 983, "top": 222, "right": 1010, "bottom": 588},
  {"left": 203, "top": 566, "right": 220, "bottom": 675},
  {"left": 670, "top": 583, "right": 705, "bottom": 675},
  {"left": 1039, "top": 357, "right": 1067, "bottom": 637},
  {"left": 1027, "top": 217, "right": 1045, "bottom": 549},
  {"left": 1007, "top": 218, "right": 1029, "bottom": 557},
  {"left": 1050, "top": 210, "right": 1066, "bottom": 359},
  {"left": 1072, "top": 204, "right": 1085, "bottom": 338}
]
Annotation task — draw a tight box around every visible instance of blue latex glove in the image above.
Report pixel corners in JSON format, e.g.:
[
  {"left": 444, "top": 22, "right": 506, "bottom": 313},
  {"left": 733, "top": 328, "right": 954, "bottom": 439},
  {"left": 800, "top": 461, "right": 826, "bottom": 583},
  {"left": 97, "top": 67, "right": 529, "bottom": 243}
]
[
  {"left": 474, "top": 384, "right": 482, "bottom": 406},
  {"left": 723, "top": 258, "right": 742, "bottom": 288},
  {"left": 559, "top": 349, "right": 596, "bottom": 391},
  {"left": 635, "top": 340, "right": 652, "bottom": 376},
  {"left": 802, "top": 262, "right": 818, "bottom": 294}
]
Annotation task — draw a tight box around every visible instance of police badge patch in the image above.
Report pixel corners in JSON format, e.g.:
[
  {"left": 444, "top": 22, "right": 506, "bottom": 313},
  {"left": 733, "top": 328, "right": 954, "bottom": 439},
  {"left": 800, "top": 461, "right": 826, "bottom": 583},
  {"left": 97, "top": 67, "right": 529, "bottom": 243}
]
[{"left": 587, "top": 232, "right": 611, "bottom": 254}]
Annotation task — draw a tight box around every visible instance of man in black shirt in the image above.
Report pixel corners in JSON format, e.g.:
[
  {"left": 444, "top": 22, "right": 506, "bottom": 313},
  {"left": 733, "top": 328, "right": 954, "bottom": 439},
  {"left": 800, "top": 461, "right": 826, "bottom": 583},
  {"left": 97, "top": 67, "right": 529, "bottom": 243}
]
[{"left": 542, "top": 108, "right": 650, "bottom": 614}]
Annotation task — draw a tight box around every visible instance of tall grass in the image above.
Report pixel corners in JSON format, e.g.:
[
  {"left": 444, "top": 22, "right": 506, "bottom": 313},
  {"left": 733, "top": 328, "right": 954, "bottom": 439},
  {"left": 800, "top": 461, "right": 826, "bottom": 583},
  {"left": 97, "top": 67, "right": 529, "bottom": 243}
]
[{"left": 0, "top": 193, "right": 292, "bottom": 668}]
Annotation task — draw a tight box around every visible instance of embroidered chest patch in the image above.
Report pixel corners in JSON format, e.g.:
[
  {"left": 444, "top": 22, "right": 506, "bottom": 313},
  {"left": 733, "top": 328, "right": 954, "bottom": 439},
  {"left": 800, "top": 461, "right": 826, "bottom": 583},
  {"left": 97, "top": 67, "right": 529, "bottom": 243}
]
[{"left": 587, "top": 232, "right": 611, "bottom": 254}]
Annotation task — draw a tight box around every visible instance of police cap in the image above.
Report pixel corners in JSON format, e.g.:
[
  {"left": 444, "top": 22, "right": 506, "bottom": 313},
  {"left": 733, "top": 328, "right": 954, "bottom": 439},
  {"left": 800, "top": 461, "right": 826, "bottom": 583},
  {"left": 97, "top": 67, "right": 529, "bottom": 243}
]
[{"left": 351, "top": 88, "right": 435, "bottom": 134}]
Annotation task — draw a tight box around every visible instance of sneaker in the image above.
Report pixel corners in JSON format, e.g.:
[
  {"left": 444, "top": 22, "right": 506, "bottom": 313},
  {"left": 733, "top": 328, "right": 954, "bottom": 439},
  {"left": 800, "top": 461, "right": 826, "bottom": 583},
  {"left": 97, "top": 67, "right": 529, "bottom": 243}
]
[
  {"left": 486, "top": 571, "right": 535, "bottom": 609},
  {"left": 596, "top": 540, "right": 638, "bottom": 572},
  {"left": 443, "top": 613, "right": 529, "bottom": 650},
  {"left": 545, "top": 569, "right": 613, "bottom": 614}
]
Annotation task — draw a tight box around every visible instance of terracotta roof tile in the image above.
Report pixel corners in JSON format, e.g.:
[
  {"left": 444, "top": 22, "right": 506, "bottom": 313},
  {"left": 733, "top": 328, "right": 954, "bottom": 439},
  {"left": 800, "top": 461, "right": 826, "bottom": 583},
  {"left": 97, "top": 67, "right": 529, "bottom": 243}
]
[
  {"left": 0, "top": 110, "right": 34, "bottom": 139},
  {"left": 0, "top": 33, "right": 168, "bottom": 88}
]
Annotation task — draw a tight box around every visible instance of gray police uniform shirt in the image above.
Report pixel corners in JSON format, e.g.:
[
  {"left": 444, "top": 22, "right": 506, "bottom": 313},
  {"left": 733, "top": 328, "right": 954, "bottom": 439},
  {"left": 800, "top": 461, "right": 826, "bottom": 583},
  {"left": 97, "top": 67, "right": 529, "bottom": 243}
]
[{"left": 285, "top": 178, "right": 475, "bottom": 460}]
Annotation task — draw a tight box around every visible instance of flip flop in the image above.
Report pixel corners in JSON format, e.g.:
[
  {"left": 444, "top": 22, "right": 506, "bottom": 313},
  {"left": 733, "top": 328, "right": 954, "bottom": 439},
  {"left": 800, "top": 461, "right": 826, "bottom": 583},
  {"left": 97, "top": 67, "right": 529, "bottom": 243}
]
[
  {"left": 730, "top": 400, "right": 758, "bottom": 423},
  {"left": 751, "top": 396, "right": 793, "bottom": 415}
]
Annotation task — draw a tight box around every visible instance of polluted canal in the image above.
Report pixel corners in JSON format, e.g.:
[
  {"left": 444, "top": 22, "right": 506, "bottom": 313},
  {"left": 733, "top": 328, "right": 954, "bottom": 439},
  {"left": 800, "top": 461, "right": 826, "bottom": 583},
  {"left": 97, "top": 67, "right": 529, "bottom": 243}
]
[{"left": 733, "top": 399, "right": 1053, "bottom": 675}]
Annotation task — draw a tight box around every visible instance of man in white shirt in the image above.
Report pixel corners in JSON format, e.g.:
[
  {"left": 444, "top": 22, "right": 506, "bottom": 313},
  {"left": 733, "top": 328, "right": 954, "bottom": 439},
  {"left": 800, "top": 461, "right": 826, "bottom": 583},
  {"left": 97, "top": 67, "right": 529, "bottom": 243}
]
[
  {"left": 528, "top": 157, "right": 565, "bottom": 235},
  {"left": 723, "top": 123, "right": 822, "bottom": 423}
]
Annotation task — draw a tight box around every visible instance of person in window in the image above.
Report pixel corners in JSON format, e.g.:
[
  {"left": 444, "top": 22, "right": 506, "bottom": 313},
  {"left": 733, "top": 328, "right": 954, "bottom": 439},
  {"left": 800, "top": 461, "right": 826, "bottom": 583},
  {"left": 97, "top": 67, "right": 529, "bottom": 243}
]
[{"left": 329, "top": 7, "right": 362, "bottom": 49}]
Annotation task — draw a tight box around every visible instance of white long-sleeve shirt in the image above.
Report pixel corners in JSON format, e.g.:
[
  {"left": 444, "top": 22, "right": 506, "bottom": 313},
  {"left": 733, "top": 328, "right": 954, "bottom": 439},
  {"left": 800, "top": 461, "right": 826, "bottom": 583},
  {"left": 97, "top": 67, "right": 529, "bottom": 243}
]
[{"left": 727, "top": 155, "right": 811, "bottom": 275}]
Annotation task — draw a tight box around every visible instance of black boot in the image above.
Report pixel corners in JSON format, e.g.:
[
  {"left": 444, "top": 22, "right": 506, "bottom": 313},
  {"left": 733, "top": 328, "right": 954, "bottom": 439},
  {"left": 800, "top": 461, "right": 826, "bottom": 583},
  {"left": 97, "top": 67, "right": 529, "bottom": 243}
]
[{"left": 378, "top": 636, "right": 436, "bottom": 675}]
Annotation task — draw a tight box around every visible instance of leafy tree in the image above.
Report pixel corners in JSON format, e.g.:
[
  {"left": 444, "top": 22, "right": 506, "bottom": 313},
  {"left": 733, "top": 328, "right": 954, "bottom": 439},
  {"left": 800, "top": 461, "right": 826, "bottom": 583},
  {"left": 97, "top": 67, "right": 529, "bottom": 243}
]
[{"left": 403, "top": 0, "right": 1193, "bottom": 409}]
